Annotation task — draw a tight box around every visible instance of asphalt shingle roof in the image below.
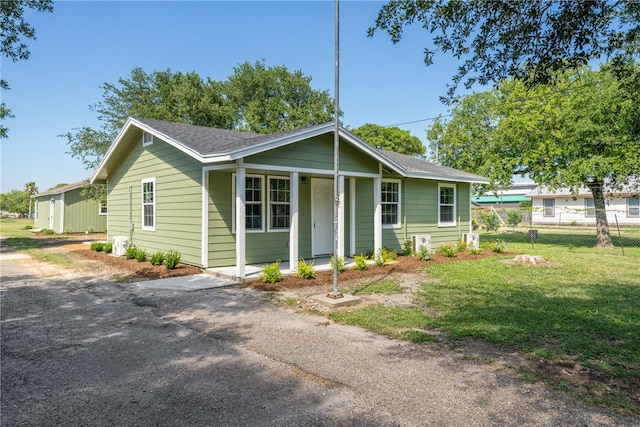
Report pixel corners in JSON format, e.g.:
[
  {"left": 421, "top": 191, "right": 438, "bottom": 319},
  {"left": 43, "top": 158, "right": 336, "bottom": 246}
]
[
  {"left": 33, "top": 181, "right": 87, "bottom": 198},
  {"left": 377, "top": 149, "right": 488, "bottom": 181}
]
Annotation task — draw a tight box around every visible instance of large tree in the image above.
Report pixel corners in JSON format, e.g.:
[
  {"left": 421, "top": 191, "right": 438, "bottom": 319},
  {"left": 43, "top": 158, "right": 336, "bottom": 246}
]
[
  {"left": 0, "top": 0, "right": 54, "bottom": 137},
  {"left": 350, "top": 123, "right": 425, "bottom": 157},
  {"left": 369, "top": 0, "right": 640, "bottom": 101},
  {"left": 63, "top": 62, "right": 336, "bottom": 170},
  {"left": 427, "top": 65, "right": 640, "bottom": 247}
]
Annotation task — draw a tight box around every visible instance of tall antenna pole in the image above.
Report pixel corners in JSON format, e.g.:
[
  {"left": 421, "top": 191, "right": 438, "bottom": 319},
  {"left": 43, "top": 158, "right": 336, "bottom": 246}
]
[{"left": 331, "top": 0, "right": 341, "bottom": 297}]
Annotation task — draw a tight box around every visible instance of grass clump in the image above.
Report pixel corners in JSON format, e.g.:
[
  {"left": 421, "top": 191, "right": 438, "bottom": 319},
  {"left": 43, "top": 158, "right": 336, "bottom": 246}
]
[
  {"left": 260, "top": 260, "right": 282, "bottom": 283},
  {"left": 164, "top": 250, "right": 181, "bottom": 269},
  {"left": 354, "top": 279, "right": 403, "bottom": 295},
  {"left": 295, "top": 258, "right": 315, "bottom": 279},
  {"left": 134, "top": 248, "right": 147, "bottom": 262},
  {"left": 150, "top": 251, "right": 165, "bottom": 266},
  {"left": 41, "top": 228, "right": 54, "bottom": 234}
]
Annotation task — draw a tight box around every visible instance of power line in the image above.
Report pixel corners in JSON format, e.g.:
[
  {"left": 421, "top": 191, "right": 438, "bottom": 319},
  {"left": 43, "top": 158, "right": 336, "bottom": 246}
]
[{"left": 384, "top": 115, "right": 451, "bottom": 127}]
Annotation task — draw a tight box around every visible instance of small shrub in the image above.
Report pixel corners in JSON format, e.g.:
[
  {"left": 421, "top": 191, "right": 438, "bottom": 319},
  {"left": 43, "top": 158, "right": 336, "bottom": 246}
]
[
  {"left": 506, "top": 210, "right": 522, "bottom": 231},
  {"left": 330, "top": 255, "right": 345, "bottom": 273},
  {"left": 90, "top": 242, "right": 105, "bottom": 252},
  {"left": 134, "top": 248, "right": 147, "bottom": 262},
  {"left": 125, "top": 246, "right": 137, "bottom": 260},
  {"left": 402, "top": 240, "right": 413, "bottom": 256},
  {"left": 492, "top": 239, "right": 507, "bottom": 254},
  {"left": 382, "top": 247, "right": 398, "bottom": 261},
  {"left": 353, "top": 254, "right": 368, "bottom": 271},
  {"left": 103, "top": 242, "right": 113, "bottom": 254},
  {"left": 295, "top": 258, "right": 316, "bottom": 279},
  {"left": 469, "top": 247, "right": 483, "bottom": 255},
  {"left": 24, "top": 224, "right": 33, "bottom": 230},
  {"left": 417, "top": 246, "right": 430, "bottom": 261},
  {"left": 260, "top": 260, "right": 282, "bottom": 283},
  {"left": 85, "top": 226, "right": 94, "bottom": 234},
  {"left": 150, "top": 251, "right": 165, "bottom": 266},
  {"left": 570, "top": 220, "right": 578, "bottom": 227},
  {"left": 480, "top": 211, "right": 500, "bottom": 233},
  {"left": 438, "top": 243, "right": 457, "bottom": 258},
  {"left": 165, "top": 250, "right": 181, "bottom": 270},
  {"left": 374, "top": 250, "right": 386, "bottom": 267},
  {"left": 41, "top": 228, "right": 54, "bottom": 234},
  {"left": 456, "top": 238, "right": 469, "bottom": 252},
  {"left": 64, "top": 227, "right": 73, "bottom": 234}
]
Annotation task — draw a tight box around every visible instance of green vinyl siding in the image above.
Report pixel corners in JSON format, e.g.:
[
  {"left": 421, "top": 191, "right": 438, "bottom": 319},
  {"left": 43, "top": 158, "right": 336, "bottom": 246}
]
[
  {"left": 107, "top": 132, "right": 203, "bottom": 266},
  {"left": 246, "top": 134, "right": 379, "bottom": 175},
  {"left": 62, "top": 188, "right": 106, "bottom": 233},
  {"left": 354, "top": 178, "right": 375, "bottom": 255},
  {"left": 33, "top": 196, "right": 52, "bottom": 230}
]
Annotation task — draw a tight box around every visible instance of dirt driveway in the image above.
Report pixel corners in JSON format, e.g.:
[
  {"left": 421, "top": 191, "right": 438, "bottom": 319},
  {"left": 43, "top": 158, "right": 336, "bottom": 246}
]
[{"left": 1, "top": 250, "right": 637, "bottom": 426}]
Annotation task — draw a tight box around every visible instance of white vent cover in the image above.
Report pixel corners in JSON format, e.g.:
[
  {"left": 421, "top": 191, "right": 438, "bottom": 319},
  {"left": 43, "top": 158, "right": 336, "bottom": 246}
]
[
  {"left": 463, "top": 233, "right": 480, "bottom": 249},
  {"left": 112, "top": 236, "right": 129, "bottom": 256},
  {"left": 412, "top": 234, "right": 432, "bottom": 252}
]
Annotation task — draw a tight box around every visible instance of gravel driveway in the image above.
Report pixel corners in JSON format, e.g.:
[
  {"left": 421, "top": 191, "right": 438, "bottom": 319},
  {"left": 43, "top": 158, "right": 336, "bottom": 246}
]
[{"left": 1, "top": 251, "right": 637, "bottom": 426}]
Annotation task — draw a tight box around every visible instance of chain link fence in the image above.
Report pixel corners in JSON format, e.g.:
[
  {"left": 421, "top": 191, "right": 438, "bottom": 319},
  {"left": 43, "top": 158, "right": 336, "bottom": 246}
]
[{"left": 472, "top": 207, "right": 640, "bottom": 255}]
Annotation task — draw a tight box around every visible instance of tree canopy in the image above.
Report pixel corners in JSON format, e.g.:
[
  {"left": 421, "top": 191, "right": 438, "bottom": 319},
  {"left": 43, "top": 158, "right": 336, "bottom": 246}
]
[
  {"left": 63, "top": 61, "right": 337, "bottom": 170},
  {"left": 369, "top": 0, "right": 640, "bottom": 101},
  {"left": 0, "top": 0, "right": 54, "bottom": 137},
  {"left": 427, "top": 64, "right": 640, "bottom": 247},
  {"left": 350, "top": 123, "right": 425, "bottom": 157}
]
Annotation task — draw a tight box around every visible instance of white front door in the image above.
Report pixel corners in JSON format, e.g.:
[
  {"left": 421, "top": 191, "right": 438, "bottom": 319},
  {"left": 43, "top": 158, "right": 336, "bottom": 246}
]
[
  {"left": 312, "top": 178, "right": 333, "bottom": 256},
  {"left": 49, "top": 199, "right": 55, "bottom": 230}
]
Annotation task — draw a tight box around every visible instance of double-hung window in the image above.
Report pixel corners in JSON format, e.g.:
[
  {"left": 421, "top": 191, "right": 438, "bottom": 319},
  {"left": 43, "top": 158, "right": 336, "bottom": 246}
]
[
  {"left": 381, "top": 179, "right": 401, "bottom": 228},
  {"left": 438, "top": 184, "right": 456, "bottom": 226},
  {"left": 628, "top": 197, "right": 640, "bottom": 217},
  {"left": 233, "top": 175, "right": 264, "bottom": 232},
  {"left": 269, "top": 177, "right": 290, "bottom": 231},
  {"left": 585, "top": 198, "right": 595, "bottom": 217},
  {"left": 543, "top": 199, "right": 555, "bottom": 217},
  {"left": 142, "top": 178, "right": 155, "bottom": 231}
]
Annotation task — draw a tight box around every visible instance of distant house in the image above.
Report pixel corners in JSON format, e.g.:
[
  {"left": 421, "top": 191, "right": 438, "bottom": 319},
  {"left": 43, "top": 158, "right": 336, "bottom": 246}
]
[
  {"left": 32, "top": 181, "right": 107, "bottom": 233},
  {"left": 91, "top": 117, "right": 488, "bottom": 279},
  {"left": 526, "top": 181, "right": 640, "bottom": 226},
  {"left": 472, "top": 182, "right": 537, "bottom": 209}
]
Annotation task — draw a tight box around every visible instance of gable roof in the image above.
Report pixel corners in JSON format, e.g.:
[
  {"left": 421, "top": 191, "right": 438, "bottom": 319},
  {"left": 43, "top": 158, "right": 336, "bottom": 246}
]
[
  {"left": 91, "top": 117, "right": 488, "bottom": 184},
  {"left": 32, "top": 181, "right": 87, "bottom": 198}
]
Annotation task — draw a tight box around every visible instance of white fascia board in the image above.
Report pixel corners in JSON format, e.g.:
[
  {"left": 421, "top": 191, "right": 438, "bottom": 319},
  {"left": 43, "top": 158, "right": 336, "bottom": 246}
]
[
  {"left": 404, "top": 171, "right": 490, "bottom": 184},
  {"left": 90, "top": 117, "right": 135, "bottom": 183},
  {"left": 339, "top": 132, "right": 406, "bottom": 176}
]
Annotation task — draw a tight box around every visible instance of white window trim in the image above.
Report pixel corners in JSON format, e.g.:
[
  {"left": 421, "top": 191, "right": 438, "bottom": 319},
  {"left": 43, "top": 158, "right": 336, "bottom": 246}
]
[
  {"left": 381, "top": 178, "right": 401, "bottom": 229},
  {"left": 267, "top": 175, "right": 291, "bottom": 232},
  {"left": 232, "top": 173, "right": 265, "bottom": 233},
  {"left": 142, "top": 132, "right": 154, "bottom": 147},
  {"left": 584, "top": 198, "right": 595, "bottom": 217},
  {"left": 142, "top": 177, "right": 156, "bottom": 231},
  {"left": 98, "top": 203, "right": 108, "bottom": 216},
  {"left": 543, "top": 199, "right": 555, "bottom": 217},
  {"left": 438, "top": 183, "right": 457, "bottom": 227},
  {"left": 628, "top": 197, "right": 640, "bottom": 218}
]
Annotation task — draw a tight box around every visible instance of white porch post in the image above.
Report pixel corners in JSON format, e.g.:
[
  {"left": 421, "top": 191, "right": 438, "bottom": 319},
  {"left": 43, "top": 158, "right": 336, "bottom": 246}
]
[
  {"left": 350, "top": 177, "right": 356, "bottom": 256},
  {"left": 201, "top": 168, "right": 209, "bottom": 268},
  {"left": 235, "top": 159, "right": 246, "bottom": 279},
  {"left": 289, "top": 172, "right": 299, "bottom": 271},
  {"left": 338, "top": 175, "right": 345, "bottom": 258},
  {"left": 373, "top": 176, "right": 382, "bottom": 255}
]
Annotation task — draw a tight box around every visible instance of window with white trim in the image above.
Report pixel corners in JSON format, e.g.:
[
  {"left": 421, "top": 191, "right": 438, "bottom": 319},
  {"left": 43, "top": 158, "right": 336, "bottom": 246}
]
[
  {"left": 381, "top": 179, "right": 401, "bottom": 228},
  {"left": 269, "top": 177, "right": 290, "bottom": 231},
  {"left": 99, "top": 202, "right": 108, "bottom": 215},
  {"left": 543, "top": 199, "right": 555, "bottom": 217},
  {"left": 142, "top": 132, "right": 153, "bottom": 146},
  {"left": 438, "top": 183, "right": 456, "bottom": 226},
  {"left": 142, "top": 178, "right": 155, "bottom": 231},
  {"left": 628, "top": 197, "right": 639, "bottom": 217},
  {"left": 585, "top": 198, "right": 595, "bottom": 217},
  {"left": 233, "top": 175, "right": 264, "bottom": 232}
]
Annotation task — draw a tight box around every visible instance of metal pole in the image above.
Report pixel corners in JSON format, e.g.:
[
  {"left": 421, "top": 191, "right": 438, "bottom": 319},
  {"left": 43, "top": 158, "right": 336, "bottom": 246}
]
[{"left": 331, "top": 0, "right": 341, "bottom": 297}]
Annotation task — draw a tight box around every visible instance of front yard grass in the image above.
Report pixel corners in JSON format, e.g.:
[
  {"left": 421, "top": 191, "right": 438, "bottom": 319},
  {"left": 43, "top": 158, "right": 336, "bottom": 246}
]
[{"left": 328, "top": 239, "right": 640, "bottom": 415}]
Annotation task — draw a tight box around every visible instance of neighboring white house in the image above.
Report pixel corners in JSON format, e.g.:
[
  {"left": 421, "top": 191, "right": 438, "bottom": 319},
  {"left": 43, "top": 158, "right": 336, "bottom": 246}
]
[{"left": 527, "top": 181, "right": 640, "bottom": 226}]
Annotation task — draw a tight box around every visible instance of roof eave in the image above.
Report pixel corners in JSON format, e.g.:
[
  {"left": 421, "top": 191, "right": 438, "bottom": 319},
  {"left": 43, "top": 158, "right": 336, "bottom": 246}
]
[{"left": 405, "top": 171, "right": 490, "bottom": 184}]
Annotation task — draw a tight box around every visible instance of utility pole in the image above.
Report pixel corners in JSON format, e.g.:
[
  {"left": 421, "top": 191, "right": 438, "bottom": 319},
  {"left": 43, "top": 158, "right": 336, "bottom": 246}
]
[{"left": 330, "top": 0, "right": 342, "bottom": 298}]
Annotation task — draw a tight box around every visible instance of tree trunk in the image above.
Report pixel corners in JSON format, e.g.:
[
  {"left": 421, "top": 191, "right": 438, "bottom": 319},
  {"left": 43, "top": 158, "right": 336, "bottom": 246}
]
[{"left": 586, "top": 181, "right": 613, "bottom": 248}]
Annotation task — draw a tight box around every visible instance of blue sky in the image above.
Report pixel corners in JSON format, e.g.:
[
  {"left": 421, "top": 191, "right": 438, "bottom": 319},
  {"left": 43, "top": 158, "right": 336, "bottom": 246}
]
[{"left": 2, "top": 0, "right": 466, "bottom": 193}]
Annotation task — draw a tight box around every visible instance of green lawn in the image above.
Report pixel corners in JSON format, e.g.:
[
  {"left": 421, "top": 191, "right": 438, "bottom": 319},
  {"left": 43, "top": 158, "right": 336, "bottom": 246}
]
[{"left": 330, "top": 232, "right": 640, "bottom": 414}]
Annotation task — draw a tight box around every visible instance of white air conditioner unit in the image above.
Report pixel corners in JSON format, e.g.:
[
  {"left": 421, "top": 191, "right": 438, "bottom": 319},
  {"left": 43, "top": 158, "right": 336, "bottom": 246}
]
[
  {"left": 412, "top": 234, "right": 432, "bottom": 252},
  {"left": 463, "top": 233, "right": 480, "bottom": 249},
  {"left": 112, "top": 236, "right": 129, "bottom": 256}
]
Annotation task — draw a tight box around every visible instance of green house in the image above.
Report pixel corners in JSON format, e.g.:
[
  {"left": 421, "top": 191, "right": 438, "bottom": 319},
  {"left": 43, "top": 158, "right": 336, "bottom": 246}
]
[
  {"left": 91, "top": 117, "right": 488, "bottom": 279},
  {"left": 32, "top": 181, "right": 107, "bottom": 233}
]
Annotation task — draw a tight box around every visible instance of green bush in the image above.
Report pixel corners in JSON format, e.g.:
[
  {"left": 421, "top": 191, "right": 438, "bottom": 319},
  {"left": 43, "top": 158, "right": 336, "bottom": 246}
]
[
  {"left": 330, "top": 255, "right": 345, "bottom": 273},
  {"left": 375, "top": 250, "right": 386, "bottom": 267},
  {"left": 402, "top": 240, "right": 413, "bottom": 256},
  {"left": 491, "top": 239, "right": 507, "bottom": 254},
  {"left": 354, "top": 254, "right": 368, "bottom": 271},
  {"left": 41, "top": 228, "right": 54, "bottom": 234},
  {"left": 24, "top": 224, "right": 33, "bottom": 230},
  {"left": 437, "top": 243, "right": 457, "bottom": 258},
  {"left": 480, "top": 211, "right": 500, "bottom": 233},
  {"left": 506, "top": 210, "right": 522, "bottom": 231},
  {"left": 382, "top": 247, "right": 398, "bottom": 261},
  {"left": 134, "top": 248, "right": 147, "bottom": 262},
  {"left": 165, "top": 250, "right": 181, "bottom": 270},
  {"left": 469, "top": 247, "right": 483, "bottom": 255},
  {"left": 260, "top": 260, "right": 282, "bottom": 283},
  {"left": 103, "top": 242, "right": 113, "bottom": 254},
  {"left": 295, "top": 258, "right": 316, "bottom": 279},
  {"left": 417, "top": 246, "right": 431, "bottom": 261},
  {"left": 90, "top": 242, "right": 105, "bottom": 252},
  {"left": 456, "top": 238, "right": 469, "bottom": 252},
  {"left": 85, "top": 226, "right": 94, "bottom": 234},
  {"left": 64, "top": 228, "right": 73, "bottom": 234},
  {"left": 150, "top": 251, "right": 165, "bottom": 266},
  {"left": 125, "top": 246, "right": 137, "bottom": 260}
]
